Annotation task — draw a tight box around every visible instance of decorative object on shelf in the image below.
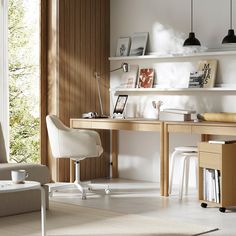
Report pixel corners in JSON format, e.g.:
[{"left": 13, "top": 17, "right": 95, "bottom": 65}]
[
  {"left": 152, "top": 100, "right": 163, "bottom": 120},
  {"left": 129, "top": 32, "right": 148, "bottom": 56},
  {"left": 95, "top": 63, "right": 129, "bottom": 118},
  {"left": 222, "top": 0, "right": 236, "bottom": 44},
  {"left": 197, "top": 59, "right": 217, "bottom": 88},
  {"left": 183, "top": 0, "right": 201, "bottom": 47},
  {"left": 120, "top": 64, "right": 139, "bottom": 88},
  {"left": 112, "top": 95, "right": 128, "bottom": 119},
  {"left": 137, "top": 68, "right": 154, "bottom": 88},
  {"left": 188, "top": 71, "right": 204, "bottom": 88},
  {"left": 116, "top": 37, "right": 131, "bottom": 56}
]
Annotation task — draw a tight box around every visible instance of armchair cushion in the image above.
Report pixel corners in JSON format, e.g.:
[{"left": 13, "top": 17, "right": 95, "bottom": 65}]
[
  {"left": 0, "top": 163, "right": 50, "bottom": 184},
  {"left": 0, "top": 124, "right": 8, "bottom": 163}
]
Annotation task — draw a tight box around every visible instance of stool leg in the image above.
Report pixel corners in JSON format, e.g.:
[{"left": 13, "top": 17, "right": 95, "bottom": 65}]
[
  {"left": 179, "top": 156, "right": 187, "bottom": 200},
  {"left": 185, "top": 157, "right": 190, "bottom": 195},
  {"left": 195, "top": 157, "right": 198, "bottom": 189},
  {"left": 169, "top": 150, "right": 179, "bottom": 195}
]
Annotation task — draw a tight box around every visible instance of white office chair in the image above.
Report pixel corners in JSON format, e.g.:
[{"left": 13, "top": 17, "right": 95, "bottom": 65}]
[
  {"left": 169, "top": 146, "right": 198, "bottom": 200},
  {"left": 46, "top": 115, "right": 104, "bottom": 199}
]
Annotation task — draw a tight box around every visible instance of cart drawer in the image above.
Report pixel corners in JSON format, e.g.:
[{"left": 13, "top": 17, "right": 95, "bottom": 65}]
[{"left": 199, "top": 152, "right": 221, "bottom": 170}]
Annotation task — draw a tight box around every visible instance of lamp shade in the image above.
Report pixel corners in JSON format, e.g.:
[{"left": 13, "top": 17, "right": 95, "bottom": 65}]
[
  {"left": 222, "top": 29, "right": 236, "bottom": 44},
  {"left": 183, "top": 32, "right": 201, "bottom": 47}
]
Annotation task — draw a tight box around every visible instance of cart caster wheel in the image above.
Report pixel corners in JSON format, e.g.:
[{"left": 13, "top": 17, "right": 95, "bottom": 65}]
[
  {"left": 201, "top": 203, "right": 207, "bottom": 208},
  {"left": 219, "top": 207, "right": 226, "bottom": 213}
]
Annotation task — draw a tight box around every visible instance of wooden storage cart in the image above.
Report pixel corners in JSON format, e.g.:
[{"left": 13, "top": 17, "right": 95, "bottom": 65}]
[{"left": 198, "top": 142, "right": 236, "bottom": 212}]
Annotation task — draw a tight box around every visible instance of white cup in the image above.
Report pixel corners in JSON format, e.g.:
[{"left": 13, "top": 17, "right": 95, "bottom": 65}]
[{"left": 11, "top": 170, "right": 29, "bottom": 184}]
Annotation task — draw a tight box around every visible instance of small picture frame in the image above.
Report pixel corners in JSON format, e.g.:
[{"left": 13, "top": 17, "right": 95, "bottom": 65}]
[
  {"left": 129, "top": 32, "right": 148, "bottom": 56},
  {"left": 116, "top": 37, "right": 131, "bottom": 57},
  {"left": 137, "top": 68, "right": 154, "bottom": 88},
  {"left": 113, "top": 95, "right": 128, "bottom": 118}
]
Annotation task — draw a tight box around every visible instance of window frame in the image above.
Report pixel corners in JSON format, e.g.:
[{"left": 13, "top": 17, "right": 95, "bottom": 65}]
[{"left": 0, "top": 0, "right": 9, "bottom": 152}]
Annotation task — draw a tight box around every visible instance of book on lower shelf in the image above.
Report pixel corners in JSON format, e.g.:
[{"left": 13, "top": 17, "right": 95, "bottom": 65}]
[
  {"left": 203, "top": 168, "right": 221, "bottom": 203},
  {"left": 119, "top": 64, "right": 139, "bottom": 88}
]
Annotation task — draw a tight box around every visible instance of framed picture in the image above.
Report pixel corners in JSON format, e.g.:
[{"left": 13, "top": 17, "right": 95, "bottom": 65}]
[
  {"left": 137, "top": 68, "right": 154, "bottom": 88},
  {"left": 116, "top": 37, "right": 131, "bottom": 57},
  {"left": 129, "top": 32, "right": 148, "bottom": 56},
  {"left": 113, "top": 95, "right": 128, "bottom": 115}
]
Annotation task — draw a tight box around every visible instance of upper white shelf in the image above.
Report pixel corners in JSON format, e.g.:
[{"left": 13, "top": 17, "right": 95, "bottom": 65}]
[
  {"left": 113, "top": 87, "right": 236, "bottom": 96},
  {"left": 109, "top": 49, "right": 236, "bottom": 61}
]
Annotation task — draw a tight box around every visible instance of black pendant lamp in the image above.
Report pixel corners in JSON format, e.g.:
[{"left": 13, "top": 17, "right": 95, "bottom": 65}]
[
  {"left": 183, "top": 0, "right": 201, "bottom": 47},
  {"left": 222, "top": 0, "right": 236, "bottom": 44}
]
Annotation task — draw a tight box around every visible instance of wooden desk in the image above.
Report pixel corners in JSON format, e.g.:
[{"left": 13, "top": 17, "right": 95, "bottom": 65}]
[
  {"left": 164, "top": 121, "right": 236, "bottom": 196},
  {"left": 70, "top": 118, "right": 164, "bottom": 195}
]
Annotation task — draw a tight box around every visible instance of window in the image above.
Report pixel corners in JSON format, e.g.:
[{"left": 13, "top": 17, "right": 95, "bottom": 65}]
[{"left": 8, "top": 0, "right": 40, "bottom": 163}]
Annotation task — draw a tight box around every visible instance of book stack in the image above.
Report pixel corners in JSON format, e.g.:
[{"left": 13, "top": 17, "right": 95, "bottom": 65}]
[
  {"left": 203, "top": 168, "right": 221, "bottom": 203},
  {"left": 159, "top": 108, "right": 196, "bottom": 121}
]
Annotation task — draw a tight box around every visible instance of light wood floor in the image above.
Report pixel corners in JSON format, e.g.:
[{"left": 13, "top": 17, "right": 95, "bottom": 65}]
[{"left": 51, "top": 178, "right": 236, "bottom": 236}]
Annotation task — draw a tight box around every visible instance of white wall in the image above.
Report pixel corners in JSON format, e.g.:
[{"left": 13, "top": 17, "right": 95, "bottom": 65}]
[{"left": 110, "top": 0, "right": 236, "bottom": 185}]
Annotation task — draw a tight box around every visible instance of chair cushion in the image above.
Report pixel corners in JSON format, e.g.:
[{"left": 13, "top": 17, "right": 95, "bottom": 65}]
[{"left": 0, "top": 163, "right": 51, "bottom": 184}]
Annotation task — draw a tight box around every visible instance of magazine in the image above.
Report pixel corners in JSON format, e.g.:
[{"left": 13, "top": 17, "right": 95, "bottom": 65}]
[
  {"left": 188, "top": 71, "right": 204, "bottom": 88},
  {"left": 137, "top": 68, "right": 154, "bottom": 88},
  {"left": 197, "top": 59, "right": 217, "bottom": 88}
]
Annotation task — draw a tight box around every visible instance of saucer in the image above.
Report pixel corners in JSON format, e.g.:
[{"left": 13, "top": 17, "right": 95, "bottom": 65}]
[{"left": 12, "top": 181, "right": 25, "bottom": 184}]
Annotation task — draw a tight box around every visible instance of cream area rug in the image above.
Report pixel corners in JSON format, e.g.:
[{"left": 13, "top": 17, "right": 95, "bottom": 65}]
[{"left": 0, "top": 201, "right": 218, "bottom": 236}]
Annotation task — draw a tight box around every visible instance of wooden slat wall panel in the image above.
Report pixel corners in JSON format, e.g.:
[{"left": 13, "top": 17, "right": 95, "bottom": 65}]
[
  {"left": 49, "top": 0, "right": 110, "bottom": 181},
  {"left": 40, "top": 0, "right": 48, "bottom": 166},
  {"left": 45, "top": 0, "right": 60, "bottom": 182}
]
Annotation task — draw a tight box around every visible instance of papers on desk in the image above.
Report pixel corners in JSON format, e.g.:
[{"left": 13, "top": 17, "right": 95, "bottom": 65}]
[
  {"left": 162, "top": 108, "right": 196, "bottom": 114},
  {"left": 208, "top": 140, "right": 236, "bottom": 144},
  {"left": 159, "top": 108, "right": 196, "bottom": 121}
]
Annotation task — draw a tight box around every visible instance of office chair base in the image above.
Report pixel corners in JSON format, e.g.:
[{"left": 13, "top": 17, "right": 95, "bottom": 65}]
[{"left": 48, "top": 182, "right": 90, "bottom": 199}]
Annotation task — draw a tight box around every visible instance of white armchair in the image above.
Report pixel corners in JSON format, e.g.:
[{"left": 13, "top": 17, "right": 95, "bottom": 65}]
[{"left": 46, "top": 115, "right": 104, "bottom": 199}]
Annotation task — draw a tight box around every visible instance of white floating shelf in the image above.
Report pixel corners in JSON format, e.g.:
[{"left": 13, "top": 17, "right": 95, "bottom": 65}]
[
  {"left": 112, "top": 87, "right": 236, "bottom": 96},
  {"left": 109, "top": 50, "right": 236, "bottom": 61}
]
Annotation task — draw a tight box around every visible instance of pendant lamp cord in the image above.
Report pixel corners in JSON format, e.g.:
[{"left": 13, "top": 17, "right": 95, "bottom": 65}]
[
  {"left": 191, "top": 0, "right": 193, "bottom": 32},
  {"left": 230, "top": 0, "right": 233, "bottom": 29}
]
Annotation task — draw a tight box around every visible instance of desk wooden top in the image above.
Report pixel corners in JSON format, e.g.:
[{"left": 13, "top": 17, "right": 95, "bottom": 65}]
[
  {"left": 70, "top": 118, "right": 162, "bottom": 132},
  {"left": 165, "top": 121, "right": 236, "bottom": 135}
]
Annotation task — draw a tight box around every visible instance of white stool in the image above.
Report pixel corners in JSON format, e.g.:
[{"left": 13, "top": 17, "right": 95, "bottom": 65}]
[{"left": 169, "top": 146, "right": 198, "bottom": 200}]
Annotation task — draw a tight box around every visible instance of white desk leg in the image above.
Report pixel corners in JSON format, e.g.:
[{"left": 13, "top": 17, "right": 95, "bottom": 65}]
[{"left": 40, "top": 186, "right": 46, "bottom": 236}]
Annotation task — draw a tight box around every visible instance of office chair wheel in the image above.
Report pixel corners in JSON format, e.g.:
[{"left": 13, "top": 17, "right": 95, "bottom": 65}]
[
  {"left": 82, "top": 195, "right": 87, "bottom": 200},
  {"left": 105, "top": 187, "right": 111, "bottom": 194},
  {"left": 201, "top": 203, "right": 207, "bottom": 208},
  {"left": 219, "top": 207, "right": 226, "bottom": 213}
]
